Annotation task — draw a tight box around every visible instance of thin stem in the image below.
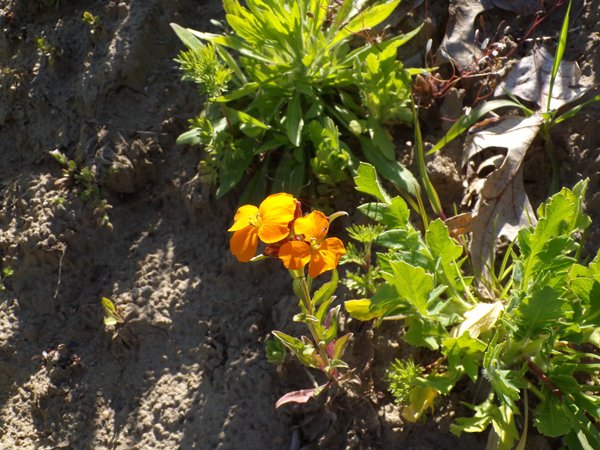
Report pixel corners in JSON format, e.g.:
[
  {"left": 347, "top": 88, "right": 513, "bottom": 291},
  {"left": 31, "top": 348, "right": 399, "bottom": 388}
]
[{"left": 297, "top": 275, "right": 333, "bottom": 378}]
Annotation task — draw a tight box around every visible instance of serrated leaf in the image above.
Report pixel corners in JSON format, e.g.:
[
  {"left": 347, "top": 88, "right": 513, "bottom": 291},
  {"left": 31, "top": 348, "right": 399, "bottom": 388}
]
[
  {"left": 354, "top": 162, "right": 391, "bottom": 203},
  {"left": 514, "top": 286, "right": 562, "bottom": 339},
  {"left": 534, "top": 395, "right": 572, "bottom": 437},
  {"left": 357, "top": 197, "right": 409, "bottom": 228},
  {"left": 384, "top": 260, "right": 433, "bottom": 317}
]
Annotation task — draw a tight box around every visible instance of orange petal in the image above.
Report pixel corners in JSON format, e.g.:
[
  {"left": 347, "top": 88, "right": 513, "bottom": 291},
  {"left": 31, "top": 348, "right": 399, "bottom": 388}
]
[
  {"left": 259, "top": 193, "right": 296, "bottom": 226},
  {"left": 294, "top": 211, "right": 329, "bottom": 242},
  {"left": 278, "top": 241, "right": 312, "bottom": 270},
  {"left": 308, "top": 237, "right": 345, "bottom": 278},
  {"left": 230, "top": 226, "right": 259, "bottom": 262},
  {"left": 228, "top": 205, "right": 259, "bottom": 231},
  {"left": 258, "top": 221, "right": 291, "bottom": 244}
]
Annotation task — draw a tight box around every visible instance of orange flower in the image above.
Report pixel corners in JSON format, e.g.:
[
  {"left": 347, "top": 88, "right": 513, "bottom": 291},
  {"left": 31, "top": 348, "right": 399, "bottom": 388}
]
[
  {"left": 228, "top": 193, "right": 297, "bottom": 262},
  {"left": 278, "top": 211, "right": 345, "bottom": 278}
]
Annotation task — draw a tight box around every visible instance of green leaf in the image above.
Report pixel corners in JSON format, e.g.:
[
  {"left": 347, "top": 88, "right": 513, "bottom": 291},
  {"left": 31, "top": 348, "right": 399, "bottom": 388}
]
[
  {"left": 176, "top": 128, "right": 202, "bottom": 146},
  {"left": 514, "top": 286, "right": 563, "bottom": 339},
  {"left": 211, "top": 82, "right": 260, "bottom": 102},
  {"left": 354, "top": 162, "right": 391, "bottom": 203},
  {"left": 367, "top": 117, "right": 395, "bottom": 160},
  {"left": 313, "top": 269, "right": 338, "bottom": 307},
  {"left": 272, "top": 149, "right": 306, "bottom": 194},
  {"left": 384, "top": 260, "right": 433, "bottom": 317},
  {"left": 216, "top": 142, "right": 254, "bottom": 198},
  {"left": 332, "top": 333, "right": 352, "bottom": 360},
  {"left": 404, "top": 316, "right": 441, "bottom": 350},
  {"left": 357, "top": 196, "right": 410, "bottom": 228},
  {"left": 534, "top": 395, "right": 572, "bottom": 437},
  {"left": 428, "top": 100, "right": 527, "bottom": 155},
  {"left": 171, "top": 23, "right": 203, "bottom": 50},
  {"left": 286, "top": 93, "right": 304, "bottom": 147},
  {"left": 344, "top": 299, "right": 382, "bottom": 321},
  {"left": 359, "top": 136, "right": 420, "bottom": 198},
  {"left": 426, "top": 219, "right": 462, "bottom": 263},
  {"left": 546, "top": 0, "right": 571, "bottom": 113},
  {"left": 556, "top": 93, "right": 600, "bottom": 124},
  {"left": 329, "top": 0, "right": 401, "bottom": 48},
  {"left": 272, "top": 330, "right": 318, "bottom": 368}
]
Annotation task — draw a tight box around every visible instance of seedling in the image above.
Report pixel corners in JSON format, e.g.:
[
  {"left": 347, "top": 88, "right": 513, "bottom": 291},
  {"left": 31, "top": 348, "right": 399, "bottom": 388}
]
[
  {"left": 82, "top": 11, "right": 101, "bottom": 32},
  {"left": 0, "top": 266, "right": 14, "bottom": 292},
  {"left": 49, "top": 150, "right": 112, "bottom": 229},
  {"left": 35, "top": 36, "right": 57, "bottom": 62},
  {"left": 100, "top": 297, "right": 124, "bottom": 327}
]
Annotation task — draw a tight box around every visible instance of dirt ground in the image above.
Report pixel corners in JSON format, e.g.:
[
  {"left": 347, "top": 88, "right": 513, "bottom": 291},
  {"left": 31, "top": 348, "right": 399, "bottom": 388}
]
[{"left": 0, "top": 1, "right": 598, "bottom": 449}]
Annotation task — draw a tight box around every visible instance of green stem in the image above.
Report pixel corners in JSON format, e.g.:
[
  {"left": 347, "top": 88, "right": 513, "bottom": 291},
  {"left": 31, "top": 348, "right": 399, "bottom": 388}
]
[
  {"left": 541, "top": 124, "right": 560, "bottom": 195},
  {"left": 297, "top": 274, "right": 333, "bottom": 378}
]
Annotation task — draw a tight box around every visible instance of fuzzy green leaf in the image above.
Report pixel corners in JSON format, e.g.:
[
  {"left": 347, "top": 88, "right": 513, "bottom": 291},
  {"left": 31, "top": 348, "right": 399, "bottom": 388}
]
[
  {"left": 354, "top": 162, "right": 391, "bottom": 203},
  {"left": 534, "top": 395, "right": 572, "bottom": 437},
  {"left": 514, "top": 287, "right": 562, "bottom": 339},
  {"left": 384, "top": 260, "right": 433, "bottom": 317}
]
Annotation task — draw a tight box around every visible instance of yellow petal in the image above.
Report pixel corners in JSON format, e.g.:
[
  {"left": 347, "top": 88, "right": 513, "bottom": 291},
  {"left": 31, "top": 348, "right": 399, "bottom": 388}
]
[
  {"left": 294, "top": 211, "right": 329, "bottom": 242},
  {"left": 278, "top": 241, "right": 312, "bottom": 270},
  {"left": 230, "top": 226, "right": 259, "bottom": 262},
  {"left": 228, "top": 204, "right": 259, "bottom": 231},
  {"left": 308, "top": 237, "right": 345, "bottom": 278}
]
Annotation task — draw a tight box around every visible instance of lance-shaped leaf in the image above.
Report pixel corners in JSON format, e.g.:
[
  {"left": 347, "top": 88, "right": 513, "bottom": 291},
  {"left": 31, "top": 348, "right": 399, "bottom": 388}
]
[{"left": 467, "top": 114, "right": 542, "bottom": 282}]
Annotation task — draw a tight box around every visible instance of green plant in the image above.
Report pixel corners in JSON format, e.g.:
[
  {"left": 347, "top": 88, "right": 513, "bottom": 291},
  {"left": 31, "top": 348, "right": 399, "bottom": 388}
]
[
  {"left": 49, "top": 150, "right": 112, "bottom": 229},
  {"left": 35, "top": 36, "right": 57, "bottom": 61},
  {"left": 345, "top": 163, "right": 600, "bottom": 449},
  {"left": 228, "top": 192, "right": 353, "bottom": 407},
  {"left": 386, "top": 357, "right": 423, "bottom": 407},
  {"left": 172, "top": 0, "right": 422, "bottom": 201},
  {"left": 0, "top": 266, "right": 14, "bottom": 292},
  {"left": 82, "top": 11, "right": 101, "bottom": 32}
]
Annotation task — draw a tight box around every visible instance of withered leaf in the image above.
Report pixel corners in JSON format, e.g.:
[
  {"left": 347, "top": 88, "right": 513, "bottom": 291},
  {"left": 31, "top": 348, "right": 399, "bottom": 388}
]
[
  {"left": 495, "top": 47, "right": 591, "bottom": 111},
  {"left": 466, "top": 114, "right": 543, "bottom": 284}
]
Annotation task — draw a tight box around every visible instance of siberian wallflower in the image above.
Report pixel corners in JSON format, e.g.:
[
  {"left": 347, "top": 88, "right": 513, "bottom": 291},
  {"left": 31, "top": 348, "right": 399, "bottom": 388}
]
[
  {"left": 278, "top": 210, "right": 345, "bottom": 278},
  {"left": 228, "top": 193, "right": 297, "bottom": 262}
]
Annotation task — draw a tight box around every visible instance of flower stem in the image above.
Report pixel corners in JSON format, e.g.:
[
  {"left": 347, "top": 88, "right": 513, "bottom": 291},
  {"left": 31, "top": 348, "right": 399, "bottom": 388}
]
[{"left": 297, "top": 274, "right": 333, "bottom": 378}]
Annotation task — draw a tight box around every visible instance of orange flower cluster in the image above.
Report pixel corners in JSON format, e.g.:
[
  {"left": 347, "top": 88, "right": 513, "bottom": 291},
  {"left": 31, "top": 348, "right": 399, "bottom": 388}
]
[{"left": 228, "top": 193, "right": 345, "bottom": 278}]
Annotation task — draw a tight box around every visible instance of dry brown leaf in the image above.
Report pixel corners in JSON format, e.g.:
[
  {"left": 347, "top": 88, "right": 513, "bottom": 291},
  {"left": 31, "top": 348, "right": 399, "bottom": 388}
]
[
  {"left": 466, "top": 114, "right": 543, "bottom": 284},
  {"left": 495, "top": 47, "right": 591, "bottom": 110},
  {"left": 437, "top": 0, "right": 491, "bottom": 68},
  {"left": 444, "top": 212, "right": 473, "bottom": 237}
]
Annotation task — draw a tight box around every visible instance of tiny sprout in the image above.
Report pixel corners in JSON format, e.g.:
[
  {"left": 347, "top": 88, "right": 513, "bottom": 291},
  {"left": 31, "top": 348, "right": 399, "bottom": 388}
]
[
  {"left": 82, "top": 11, "right": 101, "bottom": 31},
  {"left": 265, "top": 338, "right": 287, "bottom": 364},
  {"left": 425, "top": 38, "right": 432, "bottom": 56},
  {"left": 480, "top": 37, "right": 490, "bottom": 50},
  {"left": 101, "top": 297, "right": 124, "bottom": 326}
]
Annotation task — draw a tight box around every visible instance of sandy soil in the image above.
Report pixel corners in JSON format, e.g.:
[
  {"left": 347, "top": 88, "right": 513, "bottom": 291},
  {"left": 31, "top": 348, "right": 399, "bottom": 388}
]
[{"left": 0, "top": 1, "right": 598, "bottom": 449}]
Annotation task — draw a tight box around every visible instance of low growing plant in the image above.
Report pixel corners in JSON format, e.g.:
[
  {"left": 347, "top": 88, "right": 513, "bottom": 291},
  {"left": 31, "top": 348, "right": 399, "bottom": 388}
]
[
  {"left": 172, "top": 0, "right": 422, "bottom": 201},
  {"left": 49, "top": 150, "right": 112, "bottom": 229},
  {"left": 0, "top": 265, "right": 14, "bottom": 292},
  {"left": 345, "top": 163, "right": 600, "bottom": 449},
  {"left": 228, "top": 192, "right": 353, "bottom": 406}
]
